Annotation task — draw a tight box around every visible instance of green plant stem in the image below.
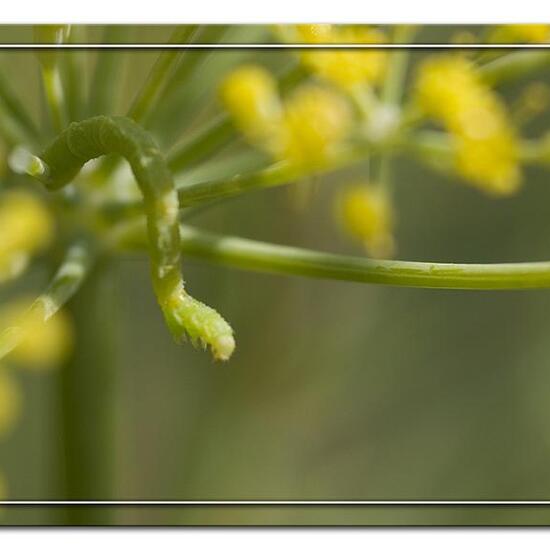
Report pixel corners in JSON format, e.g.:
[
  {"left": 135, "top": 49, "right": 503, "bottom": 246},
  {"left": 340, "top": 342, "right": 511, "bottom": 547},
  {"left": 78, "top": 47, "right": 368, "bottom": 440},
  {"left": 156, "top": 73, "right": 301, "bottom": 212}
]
[
  {"left": 0, "top": 72, "right": 40, "bottom": 146},
  {"left": 62, "top": 26, "right": 87, "bottom": 122},
  {"left": 88, "top": 26, "right": 129, "bottom": 116},
  {"left": 167, "top": 115, "right": 235, "bottom": 173},
  {"left": 382, "top": 25, "right": 414, "bottom": 106},
  {"left": 373, "top": 25, "right": 414, "bottom": 190},
  {"left": 59, "top": 258, "right": 117, "bottom": 525},
  {"left": 152, "top": 25, "right": 229, "bottom": 107},
  {"left": 40, "top": 66, "right": 68, "bottom": 134},
  {"left": 127, "top": 25, "right": 199, "bottom": 123},
  {"left": 117, "top": 223, "right": 550, "bottom": 290},
  {"left": 0, "top": 241, "right": 94, "bottom": 361},
  {"left": 0, "top": 101, "right": 33, "bottom": 147},
  {"left": 177, "top": 145, "right": 375, "bottom": 206},
  {"left": 98, "top": 145, "right": 373, "bottom": 218}
]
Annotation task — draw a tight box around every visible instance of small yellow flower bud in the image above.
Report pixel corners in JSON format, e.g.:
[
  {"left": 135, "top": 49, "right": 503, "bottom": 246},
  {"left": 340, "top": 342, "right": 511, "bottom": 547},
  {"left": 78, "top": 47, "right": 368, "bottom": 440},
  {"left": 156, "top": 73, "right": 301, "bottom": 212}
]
[
  {"left": 296, "top": 25, "right": 388, "bottom": 90},
  {"left": 0, "top": 299, "right": 73, "bottom": 370},
  {"left": 0, "top": 191, "right": 54, "bottom": 283},
  {"left": 220, "top": 65, "right": 281, "bottom": 144},
  {"left": 339, "top": 183, "right": 396, "bottom": 258},
  {"left": 277, "top": 85, "right": 352, "bottom": 168},
  {"left": 0, "top": 368, "right": 21, "bottom": 436},
  {"left": 416, "top": 55, "right": 521, "bottom": 195}
]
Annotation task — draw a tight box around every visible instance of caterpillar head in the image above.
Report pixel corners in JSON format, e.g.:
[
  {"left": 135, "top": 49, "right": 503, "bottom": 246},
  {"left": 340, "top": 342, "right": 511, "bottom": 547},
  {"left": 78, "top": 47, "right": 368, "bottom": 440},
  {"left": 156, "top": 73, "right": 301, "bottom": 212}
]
[{"left": 163, "top": 288, "right": 235, "bottom": 361}]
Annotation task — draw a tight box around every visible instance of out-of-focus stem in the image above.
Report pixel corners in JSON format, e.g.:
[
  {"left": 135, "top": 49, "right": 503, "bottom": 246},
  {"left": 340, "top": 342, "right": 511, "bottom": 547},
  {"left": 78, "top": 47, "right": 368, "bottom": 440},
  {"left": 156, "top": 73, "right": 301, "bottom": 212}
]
[
  {"left": 0, "top": 72, "right": 40, "bottom": 146},
  {"left": 34, "top": 25, "right": 70, "bottom": 133},
  {"left": 127, "top": 25, "right": 200, "bottom": 123},
  {"left": 382, "top": 25, "right": 414, "bottom": 106},
  {"left": 480, "top": 51, "right": 550, "bottom": 86},
  {"left": 0, "top": 241, "right": 94, "bottom": 362},
  {"left": 40, "top": 66, "right": 67, "bottom": 133},
  {"left": 167, "top": 115, "right": 234, "bottom": 173},
  {"left": 62, "top": 26, "right": 87, "bottom": 122},
  {"left": 88, "top": 26, "right": 130, "bottom": 116},
  {"left": 59, "top": 259, "right": 117, "bottom": 525}
]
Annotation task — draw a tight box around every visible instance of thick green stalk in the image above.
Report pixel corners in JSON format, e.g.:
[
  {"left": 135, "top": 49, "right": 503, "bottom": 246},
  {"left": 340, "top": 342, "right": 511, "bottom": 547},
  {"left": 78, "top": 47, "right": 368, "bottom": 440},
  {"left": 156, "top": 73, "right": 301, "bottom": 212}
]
[
  {"left": 59, "top": 259, "right": 116, "bottom": 525},
  {"left": 118, "top": 224, "right": 550, "bottom": 291}
]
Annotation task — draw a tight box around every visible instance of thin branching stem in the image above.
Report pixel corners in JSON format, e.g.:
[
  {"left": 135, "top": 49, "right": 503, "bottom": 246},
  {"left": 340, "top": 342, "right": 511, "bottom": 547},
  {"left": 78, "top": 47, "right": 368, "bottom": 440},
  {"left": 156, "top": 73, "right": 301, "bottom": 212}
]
[
  {"left": 127, "top": 25, "right": 200, "bottom": 123},
  {"left": 0, "top": 241, "right": 94, "bottom": 361}
]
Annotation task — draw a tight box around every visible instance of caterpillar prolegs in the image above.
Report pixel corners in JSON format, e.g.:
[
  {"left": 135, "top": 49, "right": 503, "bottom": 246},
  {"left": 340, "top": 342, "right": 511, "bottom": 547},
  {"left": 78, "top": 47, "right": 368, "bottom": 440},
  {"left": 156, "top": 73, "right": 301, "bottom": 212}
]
[{"left": 17, "top": 115, "right": 235, "bottom": 361}]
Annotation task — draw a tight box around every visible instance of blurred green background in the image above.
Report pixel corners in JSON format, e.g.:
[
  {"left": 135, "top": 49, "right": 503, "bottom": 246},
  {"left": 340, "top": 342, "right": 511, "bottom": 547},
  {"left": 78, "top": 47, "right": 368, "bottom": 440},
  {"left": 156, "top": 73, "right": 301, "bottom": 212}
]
[{"left": 2, "top": 24, "right": 550, "bottom": 525}]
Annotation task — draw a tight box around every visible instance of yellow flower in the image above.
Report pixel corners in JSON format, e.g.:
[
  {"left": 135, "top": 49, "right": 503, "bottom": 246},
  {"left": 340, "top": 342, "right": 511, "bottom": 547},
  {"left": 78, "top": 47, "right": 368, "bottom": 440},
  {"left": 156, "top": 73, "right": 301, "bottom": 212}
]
[
  {"left": 219, "top": 65, "right": 281, "bottom": 145},
  {"left": 0, "top": 191, "right": 54, "bottom": 283},
  {"left": 0, "top": 368, "right": 21, "bottom": 436},
  {"left": 295, "top": 25, "right": 388, "bottom": 90},
  {"left": 339, "top": 183, "right": 396, "bottom": 258},
  {"left": 221, "top": 67, "right": 352, "bottom": 169},
  {"left": 416, "top": 55, "right": 520, "bottom": 195},
  {"left": 276, "top": 85, "right": 352, "bottom": 168},
  {"left": 0, "top": 299, "right": 72, "bottom": 370}
]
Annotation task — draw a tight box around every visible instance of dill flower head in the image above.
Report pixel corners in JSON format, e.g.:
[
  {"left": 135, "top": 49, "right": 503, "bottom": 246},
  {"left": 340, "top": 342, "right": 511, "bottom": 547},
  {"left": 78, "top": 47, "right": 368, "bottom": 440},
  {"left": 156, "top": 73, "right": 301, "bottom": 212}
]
[
  {"left": 339, "top": 183, "right": 396, "bottom": 258},
  {"left": 0, "top": 299, "right": 72, "bottom": 369},
  {"left": 219, "top": 65, "right": 281, "bottom": 145},
  {"left": 415, "top": 55, "right": 521, "bottom": 195},
  {"left": 221, "top": 67, "right": 352, "bottom": 170},
  {"left": 276, "top": 84, "right": 352, "bottom": 168},
  {"left": 0, "top": 368, "right": 21, "bottom": 436},
  {"left": 294, "top": 24, "right": 388, "bottom": 90},
  {"left": 0, "top": 191, "right": 54, "bottom": 282}
]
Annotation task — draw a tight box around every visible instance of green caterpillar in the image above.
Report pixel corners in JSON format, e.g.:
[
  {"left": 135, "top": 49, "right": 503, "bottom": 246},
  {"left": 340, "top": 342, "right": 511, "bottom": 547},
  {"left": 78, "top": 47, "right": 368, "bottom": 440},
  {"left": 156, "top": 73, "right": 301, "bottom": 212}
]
[{"left": 20, "top": 115, "right": 235, "bottom": 361}]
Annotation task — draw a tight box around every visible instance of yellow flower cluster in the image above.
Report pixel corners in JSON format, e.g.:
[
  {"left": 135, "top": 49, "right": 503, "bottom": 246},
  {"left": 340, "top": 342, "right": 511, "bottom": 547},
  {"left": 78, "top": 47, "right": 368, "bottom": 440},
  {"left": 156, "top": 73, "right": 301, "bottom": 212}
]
[
  {"left": 339, "top": 183, "right": 396, "bottom": 258},
  {"left": 0, "top": 191, "right": 54, "bottom": 282},
  {"left": 221, "top": 65, "right": 351, "bottom": 169},
  {"left": 0, "top": 299, "right": 72, "bottom": 369},
  {"left": 416, "top": 55, "right": 521, "bottom": 195},
  {"left": 292, "top": 25, "right": 388, "bottom": 91}
]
